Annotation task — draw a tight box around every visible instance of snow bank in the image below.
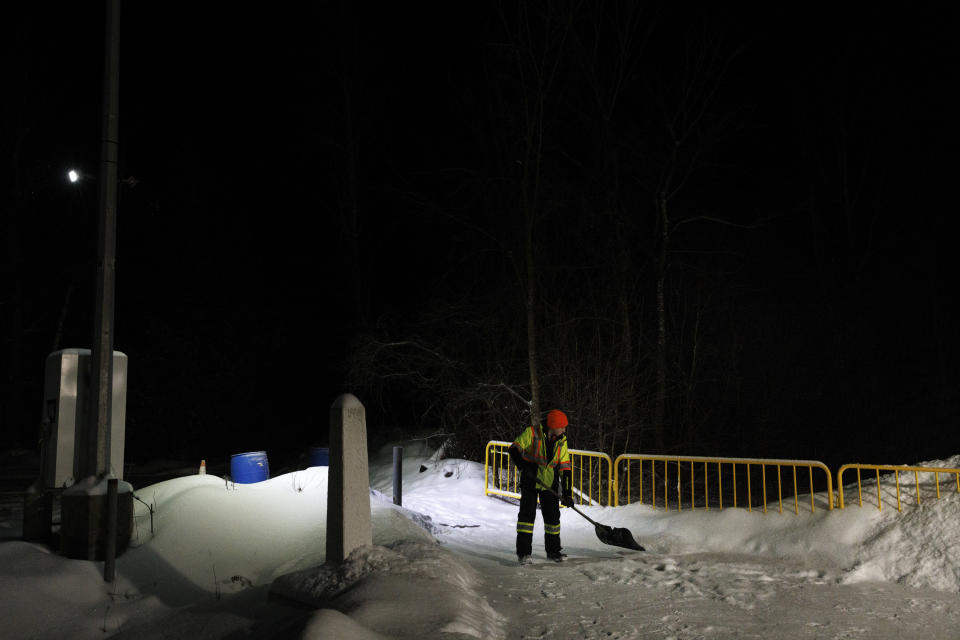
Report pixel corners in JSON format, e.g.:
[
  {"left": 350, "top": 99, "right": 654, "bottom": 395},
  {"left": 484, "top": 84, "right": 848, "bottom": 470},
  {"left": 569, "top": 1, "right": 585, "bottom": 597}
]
[
  {"left": 272, "top": 540, "right": 505, "bottom": 639},
  {"left": 127, "top": 471, "right": 330, "bottom": 591},
  {"left": 608, "top": 498, "right": 882, "bottom": 568},
  {"left": 126, "top": 466, "right": 435, "bottom": 593},
  {"left": 840, "top": 455, "right": 960, "bottom": 590}
]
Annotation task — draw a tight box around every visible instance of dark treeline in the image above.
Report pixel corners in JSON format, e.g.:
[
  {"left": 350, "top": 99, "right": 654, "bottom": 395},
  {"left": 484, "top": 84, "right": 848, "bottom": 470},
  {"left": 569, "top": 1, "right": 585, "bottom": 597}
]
[
  {"left": 2, "top": 2, "right": 957, "bottom": 470},
  {"left": 344, "top": 3, "right": 959, "bottom": 471}
]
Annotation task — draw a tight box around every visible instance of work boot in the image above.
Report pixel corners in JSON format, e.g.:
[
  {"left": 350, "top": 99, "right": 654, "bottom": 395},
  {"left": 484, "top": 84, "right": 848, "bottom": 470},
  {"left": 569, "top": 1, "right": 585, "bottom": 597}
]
[
  {"left": 518, "top": 554, "right": 531, "bottom": 566},
  {"left": 546, "top": 551, "right": 567, "bottom": 562}
]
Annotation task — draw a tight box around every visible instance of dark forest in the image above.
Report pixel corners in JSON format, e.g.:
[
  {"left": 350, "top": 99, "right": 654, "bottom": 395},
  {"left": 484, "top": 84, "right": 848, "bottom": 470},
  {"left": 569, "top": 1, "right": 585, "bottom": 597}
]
[{"left": 2, "top": 2, "right": 958, "bottom": 473}]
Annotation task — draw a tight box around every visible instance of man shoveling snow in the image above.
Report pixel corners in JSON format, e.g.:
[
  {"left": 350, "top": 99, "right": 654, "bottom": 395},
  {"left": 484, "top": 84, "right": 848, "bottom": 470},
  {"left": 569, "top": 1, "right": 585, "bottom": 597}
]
[{"left": 509, "top": 409, "right": 574, "bottom": 564}]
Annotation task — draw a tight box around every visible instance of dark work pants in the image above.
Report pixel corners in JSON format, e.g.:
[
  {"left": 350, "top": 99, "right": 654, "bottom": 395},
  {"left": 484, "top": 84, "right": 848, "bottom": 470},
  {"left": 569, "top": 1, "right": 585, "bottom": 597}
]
[{"left": 516, "top": 473, "right": 562, "bottom": 556}]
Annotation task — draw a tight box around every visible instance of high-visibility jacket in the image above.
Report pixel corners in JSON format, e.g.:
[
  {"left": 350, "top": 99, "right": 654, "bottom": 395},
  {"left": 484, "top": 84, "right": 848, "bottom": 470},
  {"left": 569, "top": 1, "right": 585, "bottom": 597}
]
[{"left": 510, "top": 424, "right": 572, "bottom": 491}]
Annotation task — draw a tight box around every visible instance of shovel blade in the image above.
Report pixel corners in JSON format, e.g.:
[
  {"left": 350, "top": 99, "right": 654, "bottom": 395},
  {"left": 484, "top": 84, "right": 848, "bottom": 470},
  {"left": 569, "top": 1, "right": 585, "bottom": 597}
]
[{"left": 595, "top": 523, "right": 645, "bottom": 551}]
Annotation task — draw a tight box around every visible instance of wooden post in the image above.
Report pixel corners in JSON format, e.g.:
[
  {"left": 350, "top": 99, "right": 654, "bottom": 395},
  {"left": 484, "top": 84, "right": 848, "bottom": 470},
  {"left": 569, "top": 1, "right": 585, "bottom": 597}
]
[{"left": 393, "top": 446, "right": 403, "bottom": 506}]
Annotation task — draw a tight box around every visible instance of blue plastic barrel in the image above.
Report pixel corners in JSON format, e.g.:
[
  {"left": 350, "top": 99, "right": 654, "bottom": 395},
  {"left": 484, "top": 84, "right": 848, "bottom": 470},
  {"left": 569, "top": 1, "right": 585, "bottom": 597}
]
[
  {"left": 308, "top": 447, "right": 329, "bottom": 467},
  {"left": 230, "top": 451, "right": 269, "bottom": 483}
]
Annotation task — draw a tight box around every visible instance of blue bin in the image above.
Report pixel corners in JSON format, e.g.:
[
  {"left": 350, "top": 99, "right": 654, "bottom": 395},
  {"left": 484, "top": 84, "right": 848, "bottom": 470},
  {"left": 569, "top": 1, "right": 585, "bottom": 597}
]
[
  {"left": 308, "top": 447, "right": 329, "bottom": 467},
  {"left": 231, "top": 451, "right": 269, "bottom": 483}
]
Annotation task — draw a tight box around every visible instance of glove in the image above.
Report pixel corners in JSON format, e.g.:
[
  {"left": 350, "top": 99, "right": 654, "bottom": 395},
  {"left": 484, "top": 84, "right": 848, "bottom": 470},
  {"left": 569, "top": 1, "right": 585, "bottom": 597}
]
[
  {"left": 561, "top": 492, "right": 574, "bottom": 508},
  {"left": 508, "top": 446, "right": 525, "bottom": 469},
  {"left": 520, "top": 460, "right": 537, "bottom": 478}
]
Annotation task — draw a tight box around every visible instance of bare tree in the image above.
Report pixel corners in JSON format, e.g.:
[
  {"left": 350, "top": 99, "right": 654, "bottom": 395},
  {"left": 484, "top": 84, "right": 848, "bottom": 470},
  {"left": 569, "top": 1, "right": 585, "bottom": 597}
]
[
  {"left": 498, "top": 0, "right": 578, "bottom": 425},
  {"left": 639, "top": 19, "right": 745, "bottom": 451}
]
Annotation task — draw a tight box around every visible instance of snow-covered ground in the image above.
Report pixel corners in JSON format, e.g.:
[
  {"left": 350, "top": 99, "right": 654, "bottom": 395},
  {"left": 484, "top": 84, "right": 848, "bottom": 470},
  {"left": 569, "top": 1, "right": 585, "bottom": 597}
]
[{"left": 2, "top": 442, "right": 960, "bottom": 639}]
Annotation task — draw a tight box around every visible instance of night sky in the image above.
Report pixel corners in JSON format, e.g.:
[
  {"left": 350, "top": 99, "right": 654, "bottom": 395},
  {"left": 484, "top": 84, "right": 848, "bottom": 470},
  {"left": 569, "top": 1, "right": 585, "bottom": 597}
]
[{"left": 3, "top": 3, "right": 959, "bottom": 472}]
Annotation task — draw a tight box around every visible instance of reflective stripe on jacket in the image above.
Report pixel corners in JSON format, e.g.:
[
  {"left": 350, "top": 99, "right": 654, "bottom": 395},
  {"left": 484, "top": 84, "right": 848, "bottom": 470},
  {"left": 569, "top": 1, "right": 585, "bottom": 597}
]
[{"left": 511, "top": 425, "right": 572, "bottom": 491}]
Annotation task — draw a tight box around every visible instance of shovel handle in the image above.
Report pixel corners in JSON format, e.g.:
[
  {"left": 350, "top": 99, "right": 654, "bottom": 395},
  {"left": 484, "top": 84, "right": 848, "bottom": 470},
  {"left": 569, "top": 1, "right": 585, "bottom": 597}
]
[{"left": 544, "top": 488, "right": 600, "bottom": 527}]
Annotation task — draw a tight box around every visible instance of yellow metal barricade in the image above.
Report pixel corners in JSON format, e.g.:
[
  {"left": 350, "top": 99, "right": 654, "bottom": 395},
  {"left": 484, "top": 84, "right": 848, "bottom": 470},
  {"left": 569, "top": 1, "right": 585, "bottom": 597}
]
[
  {"left": 485, "top": 440, "right": 522, "bottom": 499},
  {"left": 613, "top": 453, "right": 834, "bottom": 513},
  {"left": 837, "top": 463, "right": 960, "bottom": 511},
  {"left": 484, "top": 440, "right": 614, "bottom": 506}
]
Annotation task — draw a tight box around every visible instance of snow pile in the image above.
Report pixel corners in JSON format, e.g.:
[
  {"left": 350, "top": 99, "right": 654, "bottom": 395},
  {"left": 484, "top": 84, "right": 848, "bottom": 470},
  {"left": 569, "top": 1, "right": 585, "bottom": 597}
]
[
  {"left": 841, "top": 455, "right": 960, "bottom": 590},
  {"left": 126, "top": 466, "right": 446, "bottom": 594},
  {"left": 127, "top": 470, "right": 331, "bottom": 591},
  {"left": 0, "top": 540, "right": 148, "bottom": 639},
  {"left": 609, "top": 498, "right": 880, "bottom": 567},
  {"left": 272, "top": 540, "right": 505, "bottom": 639}
]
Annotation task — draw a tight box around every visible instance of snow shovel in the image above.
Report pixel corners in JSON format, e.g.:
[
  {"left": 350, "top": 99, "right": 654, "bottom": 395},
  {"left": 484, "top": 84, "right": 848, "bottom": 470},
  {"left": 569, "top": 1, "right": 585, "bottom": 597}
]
[{"left": 546, "top": 489, "right": 645, "bottom": 551}]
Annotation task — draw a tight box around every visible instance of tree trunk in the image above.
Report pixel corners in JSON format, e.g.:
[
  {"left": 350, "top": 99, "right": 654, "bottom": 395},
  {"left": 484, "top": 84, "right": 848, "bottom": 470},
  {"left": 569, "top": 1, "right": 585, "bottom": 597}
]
[
  {"left": 525, "top": 221, "right": 540, "bottom": 426},
  {"left": 654, "top": 192, "right": 668, "bottom": 452}
]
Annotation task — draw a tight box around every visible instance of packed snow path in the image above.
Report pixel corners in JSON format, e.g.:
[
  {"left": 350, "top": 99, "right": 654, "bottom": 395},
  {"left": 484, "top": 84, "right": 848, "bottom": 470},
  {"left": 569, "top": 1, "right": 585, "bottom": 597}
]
[{"left": 448, "top": 535, "right": 960, "bottom": 639}]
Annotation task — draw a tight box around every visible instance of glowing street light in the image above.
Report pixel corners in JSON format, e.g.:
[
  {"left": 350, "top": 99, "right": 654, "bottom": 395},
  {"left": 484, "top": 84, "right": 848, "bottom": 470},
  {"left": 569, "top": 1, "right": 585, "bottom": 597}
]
[
  {"left": 67, "top": 168, "right": 137, "bottom": 187},
  {"left": 67, "top": 169, "right": 95, "bottom": 184}
]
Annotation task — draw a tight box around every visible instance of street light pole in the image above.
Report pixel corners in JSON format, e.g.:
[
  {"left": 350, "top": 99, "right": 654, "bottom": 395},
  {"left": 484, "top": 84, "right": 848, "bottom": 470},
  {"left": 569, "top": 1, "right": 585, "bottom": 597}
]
[
  {"left": 58, "top": 0, "right": 128, "bottom": 566},
  {"left": 85, "top": 0, "right": 120, "bottom": 481}
]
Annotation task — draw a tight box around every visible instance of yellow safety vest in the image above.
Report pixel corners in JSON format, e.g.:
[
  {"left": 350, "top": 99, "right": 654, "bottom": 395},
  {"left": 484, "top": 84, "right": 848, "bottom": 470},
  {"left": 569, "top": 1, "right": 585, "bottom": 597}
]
[{"left": 511, "top": 425, "right": 572, "bottom": 491}]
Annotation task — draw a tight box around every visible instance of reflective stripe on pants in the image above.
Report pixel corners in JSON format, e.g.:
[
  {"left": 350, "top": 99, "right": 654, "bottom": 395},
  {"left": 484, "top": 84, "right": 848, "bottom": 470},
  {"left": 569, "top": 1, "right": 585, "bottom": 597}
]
[
  {"left": 516, "top": 521, "right": 534, "bottom": 534},
  {"left": 516, "top": 486, "right": 562, "bottom": 556}
]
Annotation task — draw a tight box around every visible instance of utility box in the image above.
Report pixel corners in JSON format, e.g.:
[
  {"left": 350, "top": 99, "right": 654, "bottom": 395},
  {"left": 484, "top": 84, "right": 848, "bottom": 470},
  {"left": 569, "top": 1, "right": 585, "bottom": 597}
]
[{"left": 41, "top": 349, "right": 128, "bottom": 488}]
